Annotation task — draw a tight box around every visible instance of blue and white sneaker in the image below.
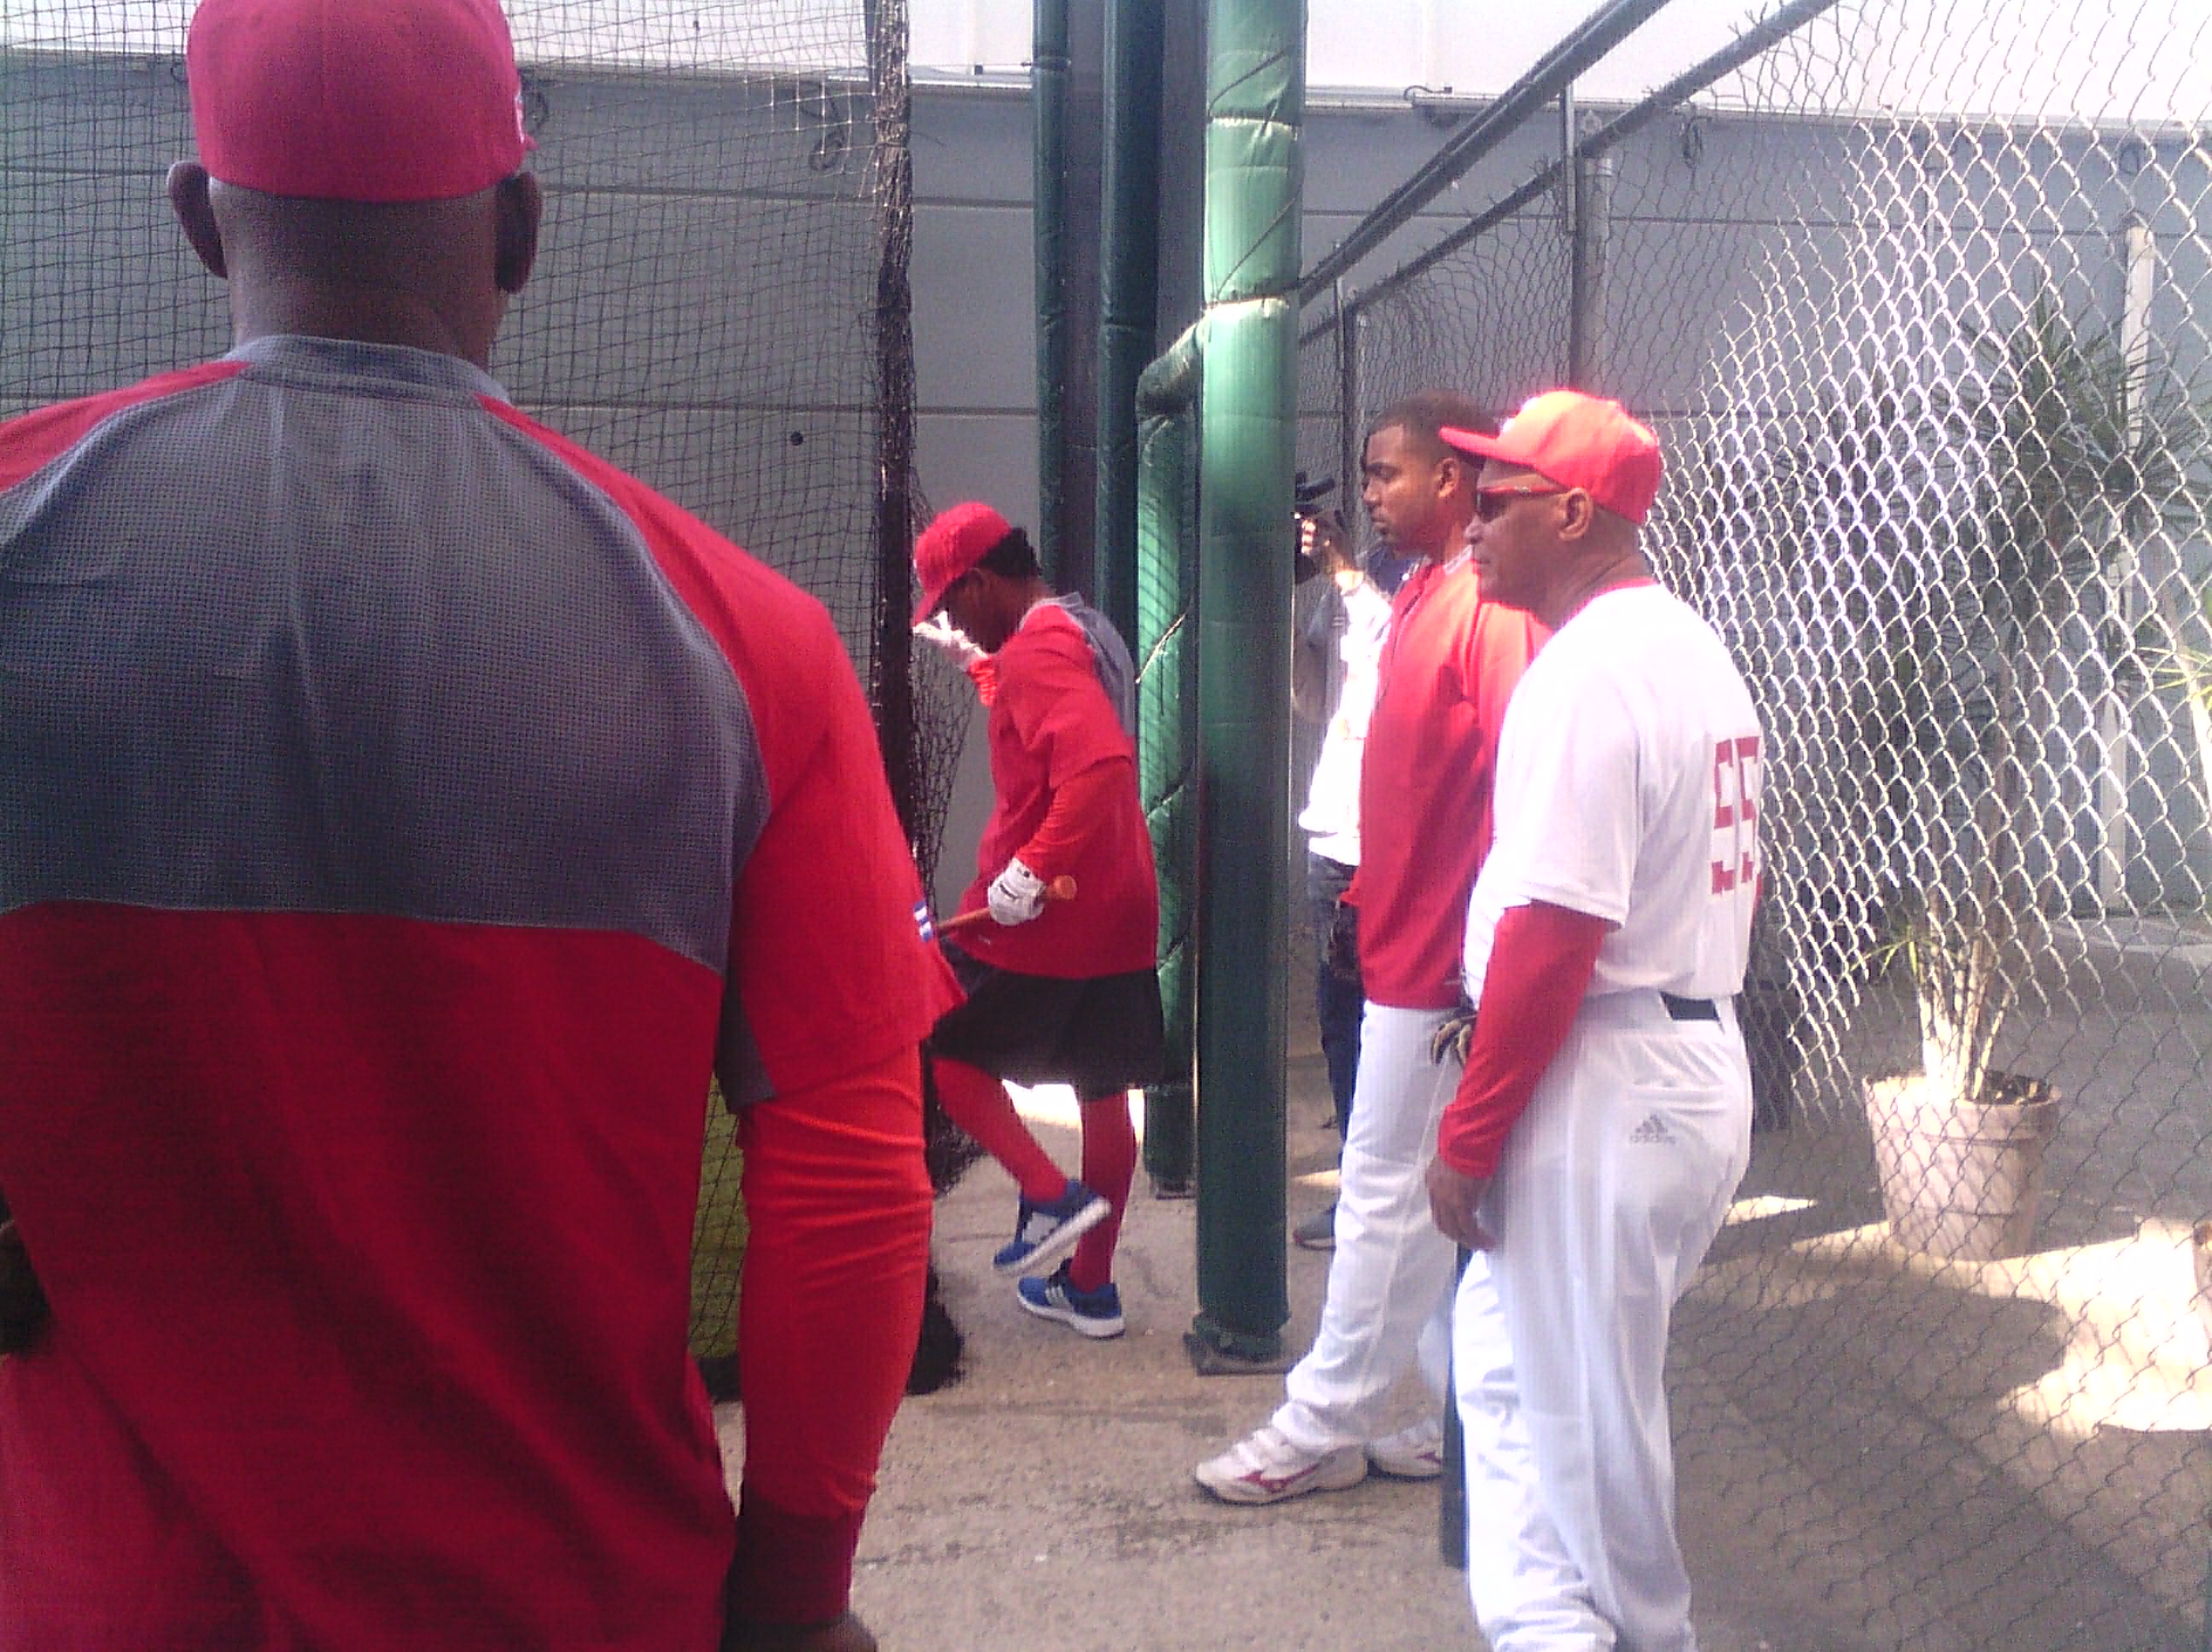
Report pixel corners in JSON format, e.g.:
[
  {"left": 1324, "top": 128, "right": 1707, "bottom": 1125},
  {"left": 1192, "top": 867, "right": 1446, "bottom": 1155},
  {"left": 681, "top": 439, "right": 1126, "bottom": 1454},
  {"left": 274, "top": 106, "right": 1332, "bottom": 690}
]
[
  {"left": 1016, "top": 1264, "right": 1126, "bottom": 1339},
  {"left": 991, "top": 1180, "right": 1111, "bottom": 1276}
]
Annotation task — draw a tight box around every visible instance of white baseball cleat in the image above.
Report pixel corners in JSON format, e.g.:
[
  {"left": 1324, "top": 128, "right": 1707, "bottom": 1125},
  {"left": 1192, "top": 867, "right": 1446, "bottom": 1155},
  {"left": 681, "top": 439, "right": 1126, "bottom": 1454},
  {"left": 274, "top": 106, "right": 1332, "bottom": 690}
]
[
  {"left": 1194, "top": 1424, "right": 1368, "bottom": 1505},
  {"left": 1365, "top": 1414, "right": 1446, "bottom": 1480}
]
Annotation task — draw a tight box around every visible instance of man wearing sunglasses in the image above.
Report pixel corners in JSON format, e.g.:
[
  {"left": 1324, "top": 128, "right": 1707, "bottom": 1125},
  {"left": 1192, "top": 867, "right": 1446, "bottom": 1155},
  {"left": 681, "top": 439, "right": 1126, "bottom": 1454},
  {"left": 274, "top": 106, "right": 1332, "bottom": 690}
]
[
  {"left": 1430, "top": 392, "right": 1761, "bottom": 1652},
  {"left": 1198, "top": 392, "right": 1543, "bottom": 1505}
]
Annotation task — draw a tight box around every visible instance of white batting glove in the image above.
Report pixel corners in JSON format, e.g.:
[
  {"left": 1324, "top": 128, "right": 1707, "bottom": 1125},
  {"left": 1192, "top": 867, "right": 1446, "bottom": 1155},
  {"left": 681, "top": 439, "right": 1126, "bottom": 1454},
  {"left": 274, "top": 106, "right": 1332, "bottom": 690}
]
[
  {"left": 912, "top": 614, "right": 987, "bottom": 666},
  {"left": 987, "top": 857, "right": 1048, "bottom": 926}
]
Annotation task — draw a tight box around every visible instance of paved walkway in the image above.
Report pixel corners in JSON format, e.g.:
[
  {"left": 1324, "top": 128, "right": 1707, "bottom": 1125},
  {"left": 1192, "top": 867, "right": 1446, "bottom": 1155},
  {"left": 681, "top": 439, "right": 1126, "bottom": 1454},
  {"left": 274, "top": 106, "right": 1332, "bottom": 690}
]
[
  {"left": 716, "top": 1045, "right": 1835, "bottom": 1652},
  {"left": 709, "top": 915, "right": 2212, "bottom": 1651}
]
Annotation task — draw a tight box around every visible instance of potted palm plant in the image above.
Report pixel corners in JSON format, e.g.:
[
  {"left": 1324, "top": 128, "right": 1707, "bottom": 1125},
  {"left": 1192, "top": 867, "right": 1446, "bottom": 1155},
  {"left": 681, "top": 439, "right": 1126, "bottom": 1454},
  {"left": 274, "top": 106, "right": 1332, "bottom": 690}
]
[
  {"left": 1712, "top": 296, "right": 2205, "bottom": 1259},
  {"left": 1856, "top": 608, "right": 2060, "bottom": 1264},
  {"left": 1750, "top": 355, "right": 2056, "bottom": 1262},
  {"left": 1862, "top": 293, "right": 2210, "bottom": 1260}
]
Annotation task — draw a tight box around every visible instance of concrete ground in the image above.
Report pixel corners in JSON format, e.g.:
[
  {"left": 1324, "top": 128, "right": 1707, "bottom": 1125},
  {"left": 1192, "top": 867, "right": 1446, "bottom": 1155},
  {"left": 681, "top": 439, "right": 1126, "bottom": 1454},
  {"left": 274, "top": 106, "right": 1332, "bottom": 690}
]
[
  {"left": 715, "top": 940, "right": 2210, "bottom": 1650},
  {"left": 717, "top": 1042, "right": 1817, "bottom": 1652},
  {"left": 842, "top": 1060, "right": 1476, "bottom": 1652}
]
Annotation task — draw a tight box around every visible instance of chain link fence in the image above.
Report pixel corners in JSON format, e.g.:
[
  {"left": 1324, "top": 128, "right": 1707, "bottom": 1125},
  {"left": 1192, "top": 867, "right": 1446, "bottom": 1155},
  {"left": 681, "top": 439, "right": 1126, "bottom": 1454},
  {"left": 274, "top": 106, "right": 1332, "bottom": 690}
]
[{"left": 1301, "top": 0, "right": 2211, "bottom": 1643}]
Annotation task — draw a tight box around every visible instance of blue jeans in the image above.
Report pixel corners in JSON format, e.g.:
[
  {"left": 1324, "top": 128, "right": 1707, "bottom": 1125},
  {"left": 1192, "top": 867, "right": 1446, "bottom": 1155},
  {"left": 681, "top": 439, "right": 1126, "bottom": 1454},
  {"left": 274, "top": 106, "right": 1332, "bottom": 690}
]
[{"left": 1307, "top": 852, "right": 1364, "bottom": 1140}]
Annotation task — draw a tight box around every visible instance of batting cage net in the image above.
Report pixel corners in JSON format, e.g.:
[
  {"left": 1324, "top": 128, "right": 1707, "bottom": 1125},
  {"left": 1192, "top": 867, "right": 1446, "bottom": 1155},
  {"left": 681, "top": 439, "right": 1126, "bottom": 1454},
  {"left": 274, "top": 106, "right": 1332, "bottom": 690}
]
[
  {"left": 1303, "top": 0, "right": 2212, "bottom": 1644},
  {"left": 0, "top": 0, "right": 967, "bottom": 1361}
]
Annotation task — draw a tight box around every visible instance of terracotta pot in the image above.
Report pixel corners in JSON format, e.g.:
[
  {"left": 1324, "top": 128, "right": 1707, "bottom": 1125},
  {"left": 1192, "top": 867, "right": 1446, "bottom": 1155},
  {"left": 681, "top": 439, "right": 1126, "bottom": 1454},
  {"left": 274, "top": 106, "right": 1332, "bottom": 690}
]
[{"left": 1863, "top": 1072, "right": 2058, "bottom": 1262}]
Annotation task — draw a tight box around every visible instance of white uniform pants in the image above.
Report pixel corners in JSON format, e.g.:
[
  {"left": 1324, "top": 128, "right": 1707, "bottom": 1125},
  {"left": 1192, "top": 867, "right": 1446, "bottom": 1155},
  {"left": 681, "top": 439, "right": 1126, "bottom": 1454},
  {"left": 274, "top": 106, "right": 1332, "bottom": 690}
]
[
  {"left": 1452, "top": 992, "right": 1751, "bottom": 1652},
  {"left": 1272, "top": 1002, "right": 1459, "bottom": 1454}
]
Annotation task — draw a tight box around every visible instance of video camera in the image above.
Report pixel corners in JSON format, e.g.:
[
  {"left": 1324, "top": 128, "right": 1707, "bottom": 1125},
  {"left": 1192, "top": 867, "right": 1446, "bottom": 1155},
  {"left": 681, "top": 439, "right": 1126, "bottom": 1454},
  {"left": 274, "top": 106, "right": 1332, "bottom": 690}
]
[{"left": 1294, "top": 471, "right": 1351, "bottom": 583}]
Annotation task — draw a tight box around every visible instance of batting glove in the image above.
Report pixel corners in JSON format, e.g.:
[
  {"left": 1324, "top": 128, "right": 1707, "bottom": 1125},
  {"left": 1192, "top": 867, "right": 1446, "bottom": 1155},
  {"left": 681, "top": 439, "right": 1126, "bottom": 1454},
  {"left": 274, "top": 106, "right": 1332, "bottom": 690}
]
[
  {"left": 1429, "top": 992, "right": 1477, "bottom": 1068},
  {"left": 987, "top": 856, "right": 1049, "bottom": 926},
  {"left": 912, "top": 614, "right": 987, "bottom": 667}
]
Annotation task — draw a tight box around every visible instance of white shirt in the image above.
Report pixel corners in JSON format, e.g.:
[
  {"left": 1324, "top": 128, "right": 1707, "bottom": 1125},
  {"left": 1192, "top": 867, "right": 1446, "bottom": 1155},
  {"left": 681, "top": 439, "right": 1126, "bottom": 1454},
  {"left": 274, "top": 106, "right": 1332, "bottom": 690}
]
[
  {"left": 1464, "top": 583, "right": 1761, "bottom": 1003},
  {"left": 1296, "top": 573, "right": 1394, "bottom": 865}
]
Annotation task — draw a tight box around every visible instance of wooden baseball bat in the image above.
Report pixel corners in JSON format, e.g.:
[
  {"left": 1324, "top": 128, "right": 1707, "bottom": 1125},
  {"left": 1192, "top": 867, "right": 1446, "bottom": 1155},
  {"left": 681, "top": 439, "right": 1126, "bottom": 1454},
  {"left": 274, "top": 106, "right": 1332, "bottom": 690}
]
[{"left": 937, "top": 874, "right": 1076, "bottom": 938}]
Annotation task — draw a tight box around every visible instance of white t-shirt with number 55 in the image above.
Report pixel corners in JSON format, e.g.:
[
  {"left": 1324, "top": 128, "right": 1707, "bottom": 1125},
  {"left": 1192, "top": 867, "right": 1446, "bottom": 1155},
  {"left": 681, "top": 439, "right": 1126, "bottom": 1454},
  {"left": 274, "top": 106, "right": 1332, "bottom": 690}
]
[{"left": 1464, "top": 582, "right": 1761, "bottom": 1005}]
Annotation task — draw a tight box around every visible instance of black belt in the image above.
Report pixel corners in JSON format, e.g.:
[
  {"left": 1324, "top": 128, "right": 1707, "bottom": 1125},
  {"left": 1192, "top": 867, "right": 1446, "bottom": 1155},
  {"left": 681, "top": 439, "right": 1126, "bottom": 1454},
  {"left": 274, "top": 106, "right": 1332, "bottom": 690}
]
[{"left": 1660, "top": 992, "right": 1720, "bottom": 1023}]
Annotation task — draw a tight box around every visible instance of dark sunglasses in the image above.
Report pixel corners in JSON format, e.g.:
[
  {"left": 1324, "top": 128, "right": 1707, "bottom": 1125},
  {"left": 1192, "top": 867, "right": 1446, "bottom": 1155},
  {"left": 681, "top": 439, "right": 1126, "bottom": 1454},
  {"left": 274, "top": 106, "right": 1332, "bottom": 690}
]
[{"left": 1472, "top": 483, "right": 1569, "bottom": 523}]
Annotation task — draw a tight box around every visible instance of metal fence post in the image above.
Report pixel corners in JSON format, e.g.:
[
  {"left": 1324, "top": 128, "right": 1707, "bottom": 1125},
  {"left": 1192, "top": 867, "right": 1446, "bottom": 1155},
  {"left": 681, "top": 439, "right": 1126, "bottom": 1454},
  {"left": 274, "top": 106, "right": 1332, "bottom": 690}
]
[
  {"left": 1336, "top": 283, "right": 1361, "bottom": 518},
  {"left": 1567, "top": 108, "right": 1612, "bottom": 391}
]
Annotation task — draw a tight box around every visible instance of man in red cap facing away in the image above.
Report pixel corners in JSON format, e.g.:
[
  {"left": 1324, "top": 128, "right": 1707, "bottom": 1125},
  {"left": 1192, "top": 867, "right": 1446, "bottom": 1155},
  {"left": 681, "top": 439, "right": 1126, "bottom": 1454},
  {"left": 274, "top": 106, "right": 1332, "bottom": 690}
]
[
  {"left": 0, "top": 3, "right": 954, "bottom": 1650},
  {"left": 1429, "top": 392, "right": 1761, "bottom": 1652},
  {"left": 911, "top": 503, "right": 1163, "bottom": 1339}
]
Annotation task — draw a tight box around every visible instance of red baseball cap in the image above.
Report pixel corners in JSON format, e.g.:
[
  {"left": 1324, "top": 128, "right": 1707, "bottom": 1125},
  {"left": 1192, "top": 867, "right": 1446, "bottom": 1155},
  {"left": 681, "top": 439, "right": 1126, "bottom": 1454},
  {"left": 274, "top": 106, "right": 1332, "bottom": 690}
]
[
  {"left": 187, "top": 0, "right": 533, "bottom": 204},
  {"left": 913, "top": 502, "right": 1016, "bottom": 625},
  {"left": 1441, "top": 391, "right": 1664, "bottom": 525}
]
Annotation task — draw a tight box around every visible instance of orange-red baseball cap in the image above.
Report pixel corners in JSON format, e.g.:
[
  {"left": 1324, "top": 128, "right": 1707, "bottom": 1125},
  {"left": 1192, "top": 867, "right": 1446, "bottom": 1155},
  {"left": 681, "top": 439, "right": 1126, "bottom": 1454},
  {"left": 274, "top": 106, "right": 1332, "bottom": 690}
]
[
  {"left": 912, "top": 501, "right": 1016, "bottom": 625},
  {"left": 187, "top": 0, "right": 533, "bottom": 204},
  {"left": 1441, "top": 390, "right": 1664, "bottom": 525}
]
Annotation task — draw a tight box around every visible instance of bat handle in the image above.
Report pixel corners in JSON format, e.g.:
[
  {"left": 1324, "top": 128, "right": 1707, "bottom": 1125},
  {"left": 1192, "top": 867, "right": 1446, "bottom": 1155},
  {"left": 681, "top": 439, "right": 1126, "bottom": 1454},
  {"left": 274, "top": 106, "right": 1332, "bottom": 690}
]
[{"left": 937, "top": 874, "right": 1079, "bottom": 937}]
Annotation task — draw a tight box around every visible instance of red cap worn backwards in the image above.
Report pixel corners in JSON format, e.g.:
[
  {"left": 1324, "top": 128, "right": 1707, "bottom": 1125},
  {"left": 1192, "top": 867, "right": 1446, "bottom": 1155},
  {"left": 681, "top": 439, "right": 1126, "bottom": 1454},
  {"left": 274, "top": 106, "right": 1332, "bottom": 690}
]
[
  {"left": 1441, "top": 390, "right": 1664, "bottom": 526},
  {"left": 913, "top": 502, "right": 1016, "bottom": 625},
  {"left": 187, "top": 0, "right": 533, "bottom": 204}
]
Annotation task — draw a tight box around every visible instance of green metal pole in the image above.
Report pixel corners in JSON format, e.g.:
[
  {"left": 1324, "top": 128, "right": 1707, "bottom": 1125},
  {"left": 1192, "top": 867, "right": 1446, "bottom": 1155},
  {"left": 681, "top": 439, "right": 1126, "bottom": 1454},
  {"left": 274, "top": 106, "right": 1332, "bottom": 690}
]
[
  {"left": 1093, "top": 0, "right": 1165, "bottom": 649},
  {"left": 1185, "top": 0, "right": 1303, "bottom": 1374},
  {"left": 1033, "top": 0, "right": 1070, "bottom": 579},
  {"left": 1136, "top": 324, "right": 1202, "bottom": 1198}
]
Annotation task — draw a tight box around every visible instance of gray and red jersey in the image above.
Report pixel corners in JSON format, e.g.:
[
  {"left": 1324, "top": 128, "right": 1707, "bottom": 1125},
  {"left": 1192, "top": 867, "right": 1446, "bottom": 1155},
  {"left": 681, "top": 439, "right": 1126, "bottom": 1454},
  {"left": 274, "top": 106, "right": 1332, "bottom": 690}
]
[{"left": 0, "top": 337, "right": 956, "bottom": 1649}]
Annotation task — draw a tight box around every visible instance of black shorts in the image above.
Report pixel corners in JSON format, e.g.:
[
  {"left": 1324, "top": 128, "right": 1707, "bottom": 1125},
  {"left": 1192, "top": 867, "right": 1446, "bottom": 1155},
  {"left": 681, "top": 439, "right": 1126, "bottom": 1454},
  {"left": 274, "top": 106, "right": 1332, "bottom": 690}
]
[{"left": 928, "top": 943, "right": 1166, "bottom": 1097}]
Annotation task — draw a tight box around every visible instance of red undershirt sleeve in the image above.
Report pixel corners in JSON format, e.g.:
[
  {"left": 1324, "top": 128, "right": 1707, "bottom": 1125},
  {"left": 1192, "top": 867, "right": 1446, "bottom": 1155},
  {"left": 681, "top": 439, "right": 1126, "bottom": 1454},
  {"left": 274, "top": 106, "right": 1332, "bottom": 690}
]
[
  {"left": 728, "top": 1045, "right": 931, "bottom": 1626},
  {"left": 1015, "top": 756, "right": 1130, "bottom": 880},
  {"left": 1436, "top": 900, "right": 1610, "bottom": 1178},
  {"left": 965, "top": 654, "right": 999, "bottom": 706}
]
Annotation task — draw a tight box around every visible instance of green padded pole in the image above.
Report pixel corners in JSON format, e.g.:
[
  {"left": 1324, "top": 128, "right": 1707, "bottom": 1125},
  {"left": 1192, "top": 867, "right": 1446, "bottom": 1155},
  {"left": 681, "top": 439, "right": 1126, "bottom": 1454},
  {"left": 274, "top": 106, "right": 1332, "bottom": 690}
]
[
  {"left": 1032, "top": 0, "right": 1069, "bottom": 578},
  {"left": 1135, "top": 326, "right": 1202, "bottom": 1196},
  {"left": 1185, "top": 0, "right": 1303, "bottom": 1372}
]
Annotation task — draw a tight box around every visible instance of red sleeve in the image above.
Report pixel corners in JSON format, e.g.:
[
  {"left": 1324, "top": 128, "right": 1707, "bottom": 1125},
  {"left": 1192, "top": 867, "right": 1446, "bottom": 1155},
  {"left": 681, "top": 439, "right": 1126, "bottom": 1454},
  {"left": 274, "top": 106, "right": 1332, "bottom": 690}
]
[
  {"left": 1016, "top": 756, "right": 1130, "bottom": 881},
  {"left": 1436, "top": 901, "right": 1608, "bottom": 1178},
  {"left": 731, "top": 1045, "right": 931, "bottom": 1625},
  {"left": 997, "top": 626, "right": 1136, "bottom": 788},
  {"left": 721, "top": 628, "right": 959, "bottom": 1096}
]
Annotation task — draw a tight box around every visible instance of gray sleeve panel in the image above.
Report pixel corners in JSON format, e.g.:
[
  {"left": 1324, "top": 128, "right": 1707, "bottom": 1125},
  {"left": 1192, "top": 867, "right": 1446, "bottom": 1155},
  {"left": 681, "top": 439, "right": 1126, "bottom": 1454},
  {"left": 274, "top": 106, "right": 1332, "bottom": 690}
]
[
  {"left": 1055, "top": 595, "right": 1140, "bottom": 737},
  {"left": 0, "top": 343, "right": 768, "bottom": 977}
]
